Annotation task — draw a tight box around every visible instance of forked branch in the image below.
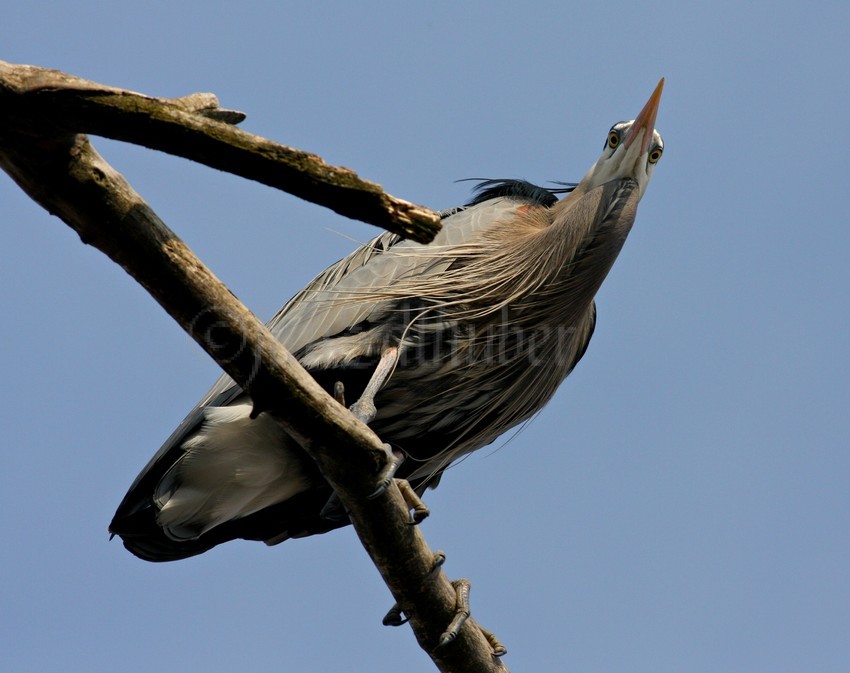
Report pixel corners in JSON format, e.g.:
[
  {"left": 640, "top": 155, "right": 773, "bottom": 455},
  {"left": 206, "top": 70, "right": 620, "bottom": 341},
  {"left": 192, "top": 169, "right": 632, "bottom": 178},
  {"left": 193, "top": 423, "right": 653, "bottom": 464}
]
[{"left": 0, "top": 61, "right": 504, "bottom": 673}]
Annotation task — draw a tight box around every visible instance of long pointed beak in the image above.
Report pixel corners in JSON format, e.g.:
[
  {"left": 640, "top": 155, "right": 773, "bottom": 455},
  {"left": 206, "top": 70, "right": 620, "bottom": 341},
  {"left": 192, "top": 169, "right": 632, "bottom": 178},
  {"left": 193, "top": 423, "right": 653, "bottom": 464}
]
[{"left": 623, "top": 78, "right": 664, "bottom": 155}]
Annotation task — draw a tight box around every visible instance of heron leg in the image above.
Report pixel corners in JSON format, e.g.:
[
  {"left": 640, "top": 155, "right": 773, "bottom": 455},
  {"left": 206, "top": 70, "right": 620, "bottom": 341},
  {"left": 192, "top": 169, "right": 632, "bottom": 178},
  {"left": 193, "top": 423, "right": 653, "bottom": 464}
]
[
  {"left": 330, "top": 371, "right": 408, "bottom": 509},
  {"left": 348, "top": 346, "right": 399, "bottom": 425},
  {"left": 351, "top": 347, "right": 403, "bottom": 499}
]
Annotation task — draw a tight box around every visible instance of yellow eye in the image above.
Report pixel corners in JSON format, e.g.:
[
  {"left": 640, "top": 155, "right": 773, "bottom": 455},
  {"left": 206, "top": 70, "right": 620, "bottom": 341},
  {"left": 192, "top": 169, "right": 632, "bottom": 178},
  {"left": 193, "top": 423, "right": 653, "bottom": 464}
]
[
  {"left": 648, "top": 146, "right": 663, "bottom": 164},
  {"left": 607, "top": 130, "right": 621, "bottom": 149}
]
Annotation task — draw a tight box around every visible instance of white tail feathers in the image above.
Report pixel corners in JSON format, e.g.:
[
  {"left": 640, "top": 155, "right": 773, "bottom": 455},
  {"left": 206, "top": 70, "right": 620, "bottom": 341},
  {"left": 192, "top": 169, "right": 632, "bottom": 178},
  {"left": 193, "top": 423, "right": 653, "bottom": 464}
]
[{"left": 154, "top": 404, "right": 312, "bottom": 540}]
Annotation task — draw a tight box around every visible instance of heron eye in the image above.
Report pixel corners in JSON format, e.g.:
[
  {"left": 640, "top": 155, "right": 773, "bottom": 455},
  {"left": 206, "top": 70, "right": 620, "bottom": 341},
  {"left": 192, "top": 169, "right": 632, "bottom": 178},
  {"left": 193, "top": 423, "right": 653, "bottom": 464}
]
[
  {"left": 648, "top": 147, "right": 663, "bottom": 164},
  {"left": 607, "top": 130, "right": 621, "bottom": 149}
]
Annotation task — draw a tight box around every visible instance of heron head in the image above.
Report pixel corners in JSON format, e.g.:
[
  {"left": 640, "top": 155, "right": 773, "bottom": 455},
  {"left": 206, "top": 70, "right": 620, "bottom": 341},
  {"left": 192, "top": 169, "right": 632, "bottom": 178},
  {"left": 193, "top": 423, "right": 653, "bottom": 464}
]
[{"left": 581, "top": 78, "right": 665, "bottom": 199}]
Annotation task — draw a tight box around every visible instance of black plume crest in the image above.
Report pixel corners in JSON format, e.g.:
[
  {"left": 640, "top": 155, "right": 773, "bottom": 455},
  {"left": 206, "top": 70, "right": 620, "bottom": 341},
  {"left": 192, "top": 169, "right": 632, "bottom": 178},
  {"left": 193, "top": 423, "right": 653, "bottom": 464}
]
[{"left": 465, "top": 178, "right": 576, "bottom": 208}]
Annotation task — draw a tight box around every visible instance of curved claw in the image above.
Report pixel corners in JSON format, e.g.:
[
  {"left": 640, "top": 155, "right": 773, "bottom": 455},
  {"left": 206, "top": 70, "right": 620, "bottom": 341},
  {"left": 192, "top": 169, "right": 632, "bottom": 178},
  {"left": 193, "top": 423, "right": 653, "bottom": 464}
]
[
  {"left": 319, "top": 492, "right": 349, "bottom": 522},
  {"left": 382, "top": 552, "right": 447, "bottom": 629},
  {"left": 367, "top": 446, "right": 404, "bottom": 499},
  {"left": 382, "top": 604, "right": 409, "bottom": 627},
  {"left": 480, "top": 626, "right": 507, "bottom": 657},
  {"left": 435, "top": 579, "right": 506, "bottom": 656},
  {"left": 382, "top": 554, "right": 504, "bottom": 657}
]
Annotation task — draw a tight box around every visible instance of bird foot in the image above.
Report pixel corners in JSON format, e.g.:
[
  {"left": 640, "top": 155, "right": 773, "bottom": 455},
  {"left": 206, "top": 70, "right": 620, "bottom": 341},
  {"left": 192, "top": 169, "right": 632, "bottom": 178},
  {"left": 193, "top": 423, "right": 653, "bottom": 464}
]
[
  {"left": 367, "top": 445, "right": 405, "bottom": 499},
  {"left": 334, "top": 379, "right": 376, "bottom": 424},
  {"left": 334, "top": 379, "right": 376, "bottom": 425},
  {"left": 382, "top": 551, "right": 446, "bottom": 626},
  {"left": 321, "top": 448, "right": 423, "bottom": 523},
  {"left": 382, "top": 554, "right": 506, "bottom": 657},
  {"left": 437, "top": 579, "right": 471, "bottom": 648},
  {"left": 349, "top": 397, "right": 377, "bottom": 425},
  {"left": 438, "top": 579, "right": 506, "bottom": 656},
  {"left": 318, "top": 492, "right": 349, "bottom": 522},
  {"left": 479, "top": 626, "right": 508, "bottom": 658},
  {"left": 395, "top": 478, "right": 430, "bottom": 524}
]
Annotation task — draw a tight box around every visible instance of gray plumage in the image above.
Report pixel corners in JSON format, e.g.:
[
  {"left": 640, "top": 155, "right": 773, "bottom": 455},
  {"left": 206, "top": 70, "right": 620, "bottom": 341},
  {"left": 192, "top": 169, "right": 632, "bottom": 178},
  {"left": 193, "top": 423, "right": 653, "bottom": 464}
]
[{"left": 110, "top": 81, "right": 665, "bottom": 561}]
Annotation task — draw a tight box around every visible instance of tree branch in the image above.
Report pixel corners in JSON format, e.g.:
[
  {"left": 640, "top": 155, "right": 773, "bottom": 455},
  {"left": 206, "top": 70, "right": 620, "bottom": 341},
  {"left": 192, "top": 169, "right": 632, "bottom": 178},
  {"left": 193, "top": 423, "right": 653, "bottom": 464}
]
[
  {"left": 0, "top": 60, "right": 441, "bottom": 243},
  {"left": 0, "top": 61, "right": 505, "bottom": 673}
]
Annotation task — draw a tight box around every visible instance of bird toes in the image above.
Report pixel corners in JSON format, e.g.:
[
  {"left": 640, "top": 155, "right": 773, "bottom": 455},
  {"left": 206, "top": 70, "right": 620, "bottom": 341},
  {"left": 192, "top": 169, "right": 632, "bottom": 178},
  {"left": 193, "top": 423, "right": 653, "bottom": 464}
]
[
  {"left": 323, "top": 448, "right": 426, "bottom": 526},
  {"left": 437, "top": 579, "right": 506, "bottom": 656},
  {"left": 479, "top": 625, "right": 508, "bottom": 658},
  {"left": 382, "top": 551, "right": 445, "bottom": 626},
  {"left": 395, "top": 478, "right": 430, "bottom": 524},
  {"left": 349, "top": 397, "right": 377, "bottom": 425},
  {"left": 382, "top": 553, "right": 506, "bottom": 658},
  {"left": 437, "top": 578, "right": 471, "bottom": 647},
  {"left": 367, "top": 445, "right": 404, "bottom": 499},
  {"left": 319, "top": 492, "right": 349, "bottom": 522}
]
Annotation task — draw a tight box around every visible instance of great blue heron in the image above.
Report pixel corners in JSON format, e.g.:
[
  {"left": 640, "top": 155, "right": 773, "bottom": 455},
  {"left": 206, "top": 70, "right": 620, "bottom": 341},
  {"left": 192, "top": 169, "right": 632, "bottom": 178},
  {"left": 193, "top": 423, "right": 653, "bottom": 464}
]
[{"left": 110, "top": 79, "right": 665, "bottom": 562}]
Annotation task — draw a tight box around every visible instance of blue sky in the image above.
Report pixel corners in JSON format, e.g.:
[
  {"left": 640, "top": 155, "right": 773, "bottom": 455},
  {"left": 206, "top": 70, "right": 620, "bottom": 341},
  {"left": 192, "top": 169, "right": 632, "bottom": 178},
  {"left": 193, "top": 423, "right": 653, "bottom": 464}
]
[{"left": 2, "top": 2, "right": 848, "bottom": 672}]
